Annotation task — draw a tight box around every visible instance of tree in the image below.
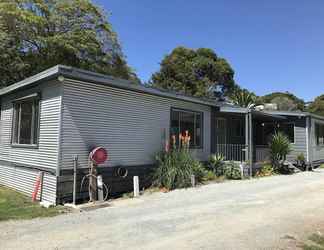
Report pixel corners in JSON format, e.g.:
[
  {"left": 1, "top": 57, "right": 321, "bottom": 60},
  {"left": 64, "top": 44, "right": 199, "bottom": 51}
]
[
  {"left": 0, "top": 0, "right": 138, "bottom": 87},
  {"left": 308, "top": 95, "right": 324, "bottom": 116},
  {"left": 150, "top": 47, "right": 235, "bottom": 97},
  {"left": 259, "top": 92, "right": 305, "bottom": 111},
  {"left": 230, "top": 88, "right": 256, "bottom": 108}
]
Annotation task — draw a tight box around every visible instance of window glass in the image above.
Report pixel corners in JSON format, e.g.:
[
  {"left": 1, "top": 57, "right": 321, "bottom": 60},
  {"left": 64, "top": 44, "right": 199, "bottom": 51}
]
[
  {"left": 12, "top": 97, "right": 39, "bottom": 145},
  {"left": 316, "top": 123, "right": 324, "bottom": 146},
  {"left": 170, "top": 109, "right": 203, "bottom": 148}
]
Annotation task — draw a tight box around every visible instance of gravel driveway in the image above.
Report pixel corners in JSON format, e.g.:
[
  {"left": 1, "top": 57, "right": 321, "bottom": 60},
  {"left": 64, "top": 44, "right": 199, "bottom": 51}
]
[{"left": 2, "top": 170, "right": 324, "bottom": 250}]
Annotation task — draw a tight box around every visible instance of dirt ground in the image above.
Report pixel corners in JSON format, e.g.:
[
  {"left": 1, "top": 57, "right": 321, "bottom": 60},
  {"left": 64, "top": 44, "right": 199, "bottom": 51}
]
[{"left": 2, "top": 170, "right": 324, "bottom": 250}]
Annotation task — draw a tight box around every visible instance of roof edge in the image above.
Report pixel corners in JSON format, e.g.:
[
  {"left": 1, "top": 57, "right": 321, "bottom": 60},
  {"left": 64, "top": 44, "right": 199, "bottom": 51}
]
[{"left": 0, "top": 65, "right": 220, "bottom": 108}]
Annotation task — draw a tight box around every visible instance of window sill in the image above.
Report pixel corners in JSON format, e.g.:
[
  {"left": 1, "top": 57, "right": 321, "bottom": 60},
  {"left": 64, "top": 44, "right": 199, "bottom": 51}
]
[{"left": 11, "top": 144, "right": 39, "bottom": 149}]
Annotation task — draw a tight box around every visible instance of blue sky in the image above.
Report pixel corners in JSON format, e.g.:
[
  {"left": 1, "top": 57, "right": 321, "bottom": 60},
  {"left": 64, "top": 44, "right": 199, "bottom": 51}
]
[{"left": 94, "top": 0, "right": 324, "bottom": 101}]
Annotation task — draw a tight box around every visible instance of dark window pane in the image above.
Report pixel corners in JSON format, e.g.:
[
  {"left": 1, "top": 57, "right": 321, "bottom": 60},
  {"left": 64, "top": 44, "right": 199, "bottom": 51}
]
[
  {"left": 195, "top": 114, "right": 202, "bottom": 147},
  {"left": 12, "top": 97, "right": 39, "bottom": 145},
  {"left": 316, "top": 123, "right": 324, "bottom": 146},
  {"left": 13, "top": 104, "right": 20, "bottom": 144},
  {"left": 19, "top": 101, "right": 33, "bottom": 144},
  {"left": 170, "top": 109, "right": 203, "bottom": 148}
]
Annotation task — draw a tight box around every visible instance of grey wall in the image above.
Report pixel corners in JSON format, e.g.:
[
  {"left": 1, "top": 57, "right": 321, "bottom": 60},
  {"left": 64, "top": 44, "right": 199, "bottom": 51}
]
[
  {"left": 0, "top": 81, "right": 62, "bottom": 171},
  {"left": 59, "top": 78, "right": 211, "bottom": 170},
  {"left": 285, "top": 116, "right": 308, "bottom": 161},
  {"left": 0, "top": 80, "right": 62, "bottom": 204},
  {"left": 310, "top": 117, "right": 324, "bottom": 162}
]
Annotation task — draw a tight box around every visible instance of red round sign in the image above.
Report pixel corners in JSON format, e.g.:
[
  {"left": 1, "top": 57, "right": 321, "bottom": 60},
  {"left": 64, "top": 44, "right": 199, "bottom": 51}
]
[{"left": 90, "top": 147, "right": 108, "bottom": 165}]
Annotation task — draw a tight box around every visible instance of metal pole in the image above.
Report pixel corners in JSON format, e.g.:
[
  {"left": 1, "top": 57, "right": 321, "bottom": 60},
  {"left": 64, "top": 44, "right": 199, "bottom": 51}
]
[
  {"left": 248, "top": 111, "right": 253, "bottom": 177},
  {"left": 73, "top": 155, "right": 78, "bottom": 205}
]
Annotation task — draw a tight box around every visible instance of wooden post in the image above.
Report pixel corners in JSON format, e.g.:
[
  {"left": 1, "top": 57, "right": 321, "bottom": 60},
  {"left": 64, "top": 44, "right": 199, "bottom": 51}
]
[
  {"left": 133, "top": 176, "right": 139, "bottom": 198},
  {"left": 89, "top": 161, "right": 97, "bottom": 202},
  {"left": 72, "top": 155, "right": 78, "bottom": 205},
  {"left": 39, "top": 172, "right": 44, "bottom": 202}
]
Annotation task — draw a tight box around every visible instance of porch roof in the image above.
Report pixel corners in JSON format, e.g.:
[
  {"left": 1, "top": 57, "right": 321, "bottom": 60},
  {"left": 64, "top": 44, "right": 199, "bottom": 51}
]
[{"left": 251, "top": 110, "right": 287, "bottom": 121}]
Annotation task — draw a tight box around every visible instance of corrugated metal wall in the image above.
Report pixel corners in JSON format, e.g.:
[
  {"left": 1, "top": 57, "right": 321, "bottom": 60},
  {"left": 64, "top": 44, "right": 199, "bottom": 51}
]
[
  {"left": 286, "top": 116, "right": 308, "bottom": 161},
  {"left": 0, "top": 165, "right": 57, "bottom": 204},
  {"left": 0, "top": 80, "right": 62, "bottom": 203},
  {"left": 60, "top": 79, "right": 211, "bottom": 170}
]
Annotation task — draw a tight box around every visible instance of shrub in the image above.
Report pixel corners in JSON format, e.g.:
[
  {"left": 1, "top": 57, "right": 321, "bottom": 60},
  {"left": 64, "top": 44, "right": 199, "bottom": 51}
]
[
  {"left": 296, "top": 153, "right": 306, "bottom": 171},
  {"left": 255, "top": 164, "right": 274, "bottom": 177},
  {"left": 208, "top": 154, "right": 225, "bottom": 176},
  {"left": 203, "top": 170, "right": 218, "bottom": 181},
  {"left": 224, "top": 161, "right": 242, "bottom": 180},
  {"left": 153, "top": 131, "right": 205, "bottom": 190},
  {"left": 269, "top": 132, "right": 292, "bottom": 171}
]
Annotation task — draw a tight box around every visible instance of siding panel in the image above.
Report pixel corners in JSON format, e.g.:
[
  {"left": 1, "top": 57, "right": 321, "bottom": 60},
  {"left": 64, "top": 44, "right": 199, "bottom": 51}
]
[
  {"left": 0, "top": 81, "right": 61, "bottom": 170},
  {"left": 0, "top": 80, "right": 62, "bottom": 204},
  {"left": 60, "top": 79, "right": 211, "bottom": 170},
  {"left": 0, "top": 164, "right": 57, "bottom": 204}
]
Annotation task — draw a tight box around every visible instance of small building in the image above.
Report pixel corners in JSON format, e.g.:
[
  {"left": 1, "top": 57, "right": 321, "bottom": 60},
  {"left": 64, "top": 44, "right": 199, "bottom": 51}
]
[{"left": 0, "top": 65, "right": 323, "bottom": 204}]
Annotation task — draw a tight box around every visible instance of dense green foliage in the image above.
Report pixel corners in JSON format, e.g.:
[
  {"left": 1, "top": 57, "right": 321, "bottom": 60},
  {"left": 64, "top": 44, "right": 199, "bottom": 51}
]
[
  {"left": 0, "top": 186, "right": 62, "bottom": 221},
  {"left": 223, "top": 161, "right": 242, "bottom": 180},
  {"left": 0, "top": 0, "right": 138, "bottom": 87},
  {"left": 308, "top": 95, "right": 324, "bottom": 116},
  {"left": 153, "top": 136, "right": 206, "bottom": 190},
  {"left": 230, "top": 88, "right": 256, "bottom": 108},
  {"left": 269, "top": 132, "right": 292, "bottom": 170},
  {"left": 207, "top": 154, "right": 225, "bottom": 176},
  {"left": 258, "top": 92, "right": 305, "bottom": 111},
  {"left": 150, "top": 47, "right": 235, "bottom": 97},
  {"left": 302, "top": 233, "right": 324, "bottom": 250},
  {"left": 255, "top": 164, "right": 274, "bottom": 177}
]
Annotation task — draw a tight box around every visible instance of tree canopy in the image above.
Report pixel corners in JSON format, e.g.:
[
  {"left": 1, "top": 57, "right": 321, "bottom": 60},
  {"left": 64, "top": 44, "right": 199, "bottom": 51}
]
[
  {"left": 308, "top": 95, "right": 324, "bottom": 116},
  {"left": 150, "top": 47, "right": 235, "bottom": 97},
  {"left": 0, "top": 0, "right": 138, "bottom": 87},
  {"left": 258, "top": 92, "right": 305, "bottom": 111}
]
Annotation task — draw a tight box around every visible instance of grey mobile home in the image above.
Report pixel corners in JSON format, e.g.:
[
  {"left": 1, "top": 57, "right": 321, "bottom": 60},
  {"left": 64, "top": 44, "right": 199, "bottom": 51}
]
[
  {"left": 0, "top": 66, "right": 213, "bottom": 204},
  {"left": 0, "top": 65, "right": 323, "bottom": 204}
]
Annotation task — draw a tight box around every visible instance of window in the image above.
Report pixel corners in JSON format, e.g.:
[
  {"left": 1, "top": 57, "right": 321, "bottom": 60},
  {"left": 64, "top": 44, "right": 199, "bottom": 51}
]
[
  {"left": 170, "top": 108, "right": 203, "bottom": 148},
  {"left": 278, "top": 123, "right": 295, "bottom": 143},
  {"left": 232, "top": 118, "right": 244, "bottom": 137},
  {"left": 12, "top": 95, "right": 40, "bottom": 146},
  {"left": 315, "top": 123, "right": 324, "bottom": 146}
]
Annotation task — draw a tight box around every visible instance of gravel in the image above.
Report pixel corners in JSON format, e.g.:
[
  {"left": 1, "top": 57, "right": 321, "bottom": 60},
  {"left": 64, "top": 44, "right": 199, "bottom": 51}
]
[{"left": 2, "top": 170, "right": 324, "bottom": 250}]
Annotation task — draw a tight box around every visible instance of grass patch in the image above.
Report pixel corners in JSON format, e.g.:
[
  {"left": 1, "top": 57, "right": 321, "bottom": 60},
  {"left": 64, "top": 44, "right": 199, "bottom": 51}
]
[
  {"left": 319, "top": 164, "right": 324, "bottom": 169},
  {"left": 302, "top": 233, "right": 324, "bottom": 250},
  {"left": 0, "top": 186, "right": 64, "bottom": 221}
]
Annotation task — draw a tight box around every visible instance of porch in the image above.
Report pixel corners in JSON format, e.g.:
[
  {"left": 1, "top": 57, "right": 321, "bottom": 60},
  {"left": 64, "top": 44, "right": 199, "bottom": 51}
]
[{"left": 211, "top": 107, "right": 288, "bottom": 164}]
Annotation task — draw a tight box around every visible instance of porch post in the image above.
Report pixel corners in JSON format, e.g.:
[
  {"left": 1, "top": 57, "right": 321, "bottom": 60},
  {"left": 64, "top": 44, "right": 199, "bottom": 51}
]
[
  {"left": 248, "top": 110, "right": 253, "bottom": 177},
  {"left": 245, "top": 113, "right": 249, "bottom": 161}
]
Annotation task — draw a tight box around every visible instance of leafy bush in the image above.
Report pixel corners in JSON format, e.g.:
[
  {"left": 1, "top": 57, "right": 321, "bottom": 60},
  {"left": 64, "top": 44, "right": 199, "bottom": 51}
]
[
  {"left": 153, "top": 131, "right": 206, "bottom": 190},
  {"left": 255, "top": 164, "right": 274, "bottom": 177},
  {"left": 296, "top": 153, "right": 306, "bottom": 171},
  {"left": 224, "top": 161, "right": 242, "bottom": 180},
  {"left": 203, "top": 170, "right": 218, "bottom": 181},
  {"left": 269, "top": 132, "right": 292, "bottom": 171},
  {"left": 208, "top": 154, "right": 225, "bottom": 176}
]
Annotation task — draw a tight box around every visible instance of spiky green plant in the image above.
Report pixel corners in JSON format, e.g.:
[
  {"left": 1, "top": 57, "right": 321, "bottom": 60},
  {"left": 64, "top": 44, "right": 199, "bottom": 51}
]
[
  {"left": 231, "top": 89, "right": 256, "bottom": 108},
  {"left": 153, "top": 132, "right": 206, "bottom": 190},
  {"left": 208, "top": 154, "right": 225, "bottom": 176},
  {"left": 269, "top": 132, "right": 292, "bottom": 171}
]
